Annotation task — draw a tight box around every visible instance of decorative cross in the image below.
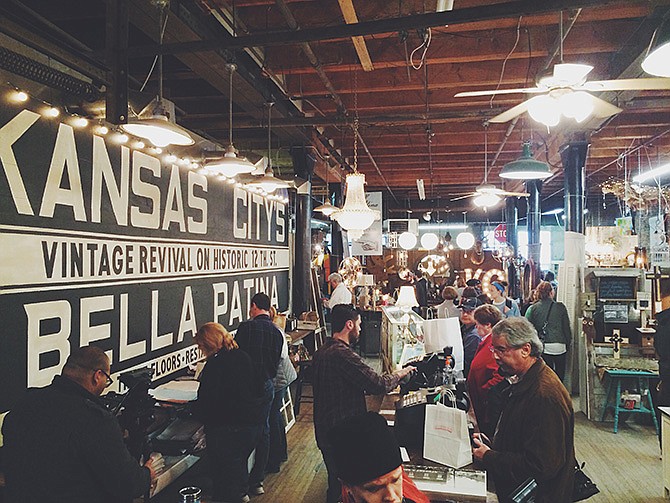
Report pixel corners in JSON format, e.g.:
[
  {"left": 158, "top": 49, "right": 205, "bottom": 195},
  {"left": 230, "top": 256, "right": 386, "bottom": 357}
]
[
  {"left": 645, "top": 266, "right": 670, "bottom": 317},
  {"left": 608, "top": 329, "right": 628, "bottom": 359}
]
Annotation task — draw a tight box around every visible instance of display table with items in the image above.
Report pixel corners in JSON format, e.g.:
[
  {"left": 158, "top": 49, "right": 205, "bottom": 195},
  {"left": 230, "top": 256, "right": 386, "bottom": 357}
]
[
  {"left": 376, "top": 345, "right": 497, "bottom": 502},
  {"left": 380, "top": 306, "right": 425, "bottom": 374}
]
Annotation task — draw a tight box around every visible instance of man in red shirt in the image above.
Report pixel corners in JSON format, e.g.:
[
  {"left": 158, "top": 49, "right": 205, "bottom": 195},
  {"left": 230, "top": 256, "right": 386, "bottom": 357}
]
[{"left": 467, "top": 304, "right": 504, "bottom": 438}]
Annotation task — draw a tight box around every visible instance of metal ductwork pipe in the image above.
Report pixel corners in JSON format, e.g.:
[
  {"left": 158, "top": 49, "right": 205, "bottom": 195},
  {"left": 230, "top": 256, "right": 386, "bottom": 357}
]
[
  {"left": 0, "top": 47, "right": 101, "bottom": 101},
  {"left": 561, "top": 139, "right": 589, "bottom": 234}
]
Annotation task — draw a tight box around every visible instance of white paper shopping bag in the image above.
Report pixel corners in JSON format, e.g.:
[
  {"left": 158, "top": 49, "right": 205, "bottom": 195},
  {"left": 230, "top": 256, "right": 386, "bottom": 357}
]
[
  {"left": 423, "top": 402, "right": 473, "bottom": 468},
  {"left": 422, "top": 318, "right": 463, "bottom": 372}
]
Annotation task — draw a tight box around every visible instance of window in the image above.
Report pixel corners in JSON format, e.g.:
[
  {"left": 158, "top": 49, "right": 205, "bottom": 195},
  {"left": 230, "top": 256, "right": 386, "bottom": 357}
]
[{"left": 518, "top": 230, "right": 552, "bottom": 269}]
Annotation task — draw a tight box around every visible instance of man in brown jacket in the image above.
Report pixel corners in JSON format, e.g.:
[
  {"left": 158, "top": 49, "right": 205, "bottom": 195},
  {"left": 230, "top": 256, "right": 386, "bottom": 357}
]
[{"left": 472, "top": 317, "right": 575, "bottom": 502}]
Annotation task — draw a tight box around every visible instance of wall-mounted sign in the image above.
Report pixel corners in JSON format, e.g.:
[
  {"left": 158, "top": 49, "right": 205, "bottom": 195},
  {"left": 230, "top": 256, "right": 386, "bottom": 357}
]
[{"left": 0, "top": 105, "right": 289, "bottom": 411}]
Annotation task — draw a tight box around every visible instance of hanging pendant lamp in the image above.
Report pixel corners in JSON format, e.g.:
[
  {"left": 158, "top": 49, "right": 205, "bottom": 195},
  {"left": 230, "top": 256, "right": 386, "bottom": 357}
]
[
  {"left": 205, "top": 64, "right": 256, "bottom": 177},
  {"left": 499, "top": 142, "right": 552, "bottom": 180},
  {"left": 315, "top": 155, "right": 337, "bottom": 217},
  {"left": 120, "top": 6, "right": 194, "bottom": 147},
  {"left": 246, "top": 102, "right": 291, "bottom": 193}
]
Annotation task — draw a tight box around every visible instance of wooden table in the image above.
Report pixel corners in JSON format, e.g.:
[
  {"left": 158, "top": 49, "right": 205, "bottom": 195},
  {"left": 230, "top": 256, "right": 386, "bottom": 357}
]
[{"left": 599, "top": 369, "right": 659, "bottom": 434}]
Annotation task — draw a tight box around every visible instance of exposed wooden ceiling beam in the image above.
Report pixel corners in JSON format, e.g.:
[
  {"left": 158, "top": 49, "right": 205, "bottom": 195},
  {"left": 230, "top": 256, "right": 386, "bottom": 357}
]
[
  {"left": 129, "top": 0, "right": 648, "bottom": 57},
  {"left": 337, "top": 0, "right": 374, "bottom": 71}
]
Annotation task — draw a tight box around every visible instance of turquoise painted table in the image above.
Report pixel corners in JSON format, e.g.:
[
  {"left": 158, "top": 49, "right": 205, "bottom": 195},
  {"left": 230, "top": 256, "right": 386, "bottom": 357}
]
[{"left": 600, "top": 369, "right": 659, "bottom": 435}]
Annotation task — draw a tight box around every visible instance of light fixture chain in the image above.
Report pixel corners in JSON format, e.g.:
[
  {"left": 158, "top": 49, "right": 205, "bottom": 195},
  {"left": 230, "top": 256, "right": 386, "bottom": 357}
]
[
  {"left": 353, "top": 67, "right": 359, "bottom": 173},
  {"left": 228, "top": 64, "right": 234, "bottom": 146}
]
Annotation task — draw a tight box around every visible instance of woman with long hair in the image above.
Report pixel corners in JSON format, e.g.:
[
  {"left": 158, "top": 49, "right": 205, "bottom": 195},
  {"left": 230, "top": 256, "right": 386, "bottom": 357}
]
[
  {"left": 192, "top": 322, "right": 264, "bottom": 503},
  {"left": 525, "top": 281, "right": 572, "bottom": 381}
]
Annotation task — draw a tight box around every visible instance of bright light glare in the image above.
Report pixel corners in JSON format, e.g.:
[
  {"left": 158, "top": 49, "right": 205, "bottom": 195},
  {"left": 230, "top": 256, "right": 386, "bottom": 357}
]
[
  {"left": 527, "top": 95, "right": 560, "bottom": 127},
  {"left": 11, "top": 90, "right": 28, "bottom": 102},
  {"left": 456, "top": 232, "right": 476, "bottom": 250},
  {"left": 632, "top": 163, "right": 670, "bottom": 183},
  {"left": 420, "top": 233, "right": 440, "bottom": 250},
  {"left": 473, "top": 192, "right": 501, "bottom": 208},
  {"left": 560, "top": 91, "right": 594, "bottom": 123},
  {"left": 398, "top": 232, "right": 417, "bottom": 250}
]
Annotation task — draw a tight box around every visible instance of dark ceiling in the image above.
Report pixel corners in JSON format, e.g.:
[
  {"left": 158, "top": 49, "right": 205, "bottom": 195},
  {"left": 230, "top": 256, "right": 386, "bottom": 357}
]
[{"left": 2, "top": 0, "right": 670, "bottom": 221}]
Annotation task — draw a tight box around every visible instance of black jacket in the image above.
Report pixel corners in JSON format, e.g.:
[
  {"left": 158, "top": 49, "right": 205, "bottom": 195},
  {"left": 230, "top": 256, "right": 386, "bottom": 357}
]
[
  {"left": 656, "top": 308, "right": 670, "bottom": 379},
  {"left": 192, "top": 348, "right": 265, "bottom": 427},
  {"left": 2, "top": 375, "right": 150, "bottom": 503}
]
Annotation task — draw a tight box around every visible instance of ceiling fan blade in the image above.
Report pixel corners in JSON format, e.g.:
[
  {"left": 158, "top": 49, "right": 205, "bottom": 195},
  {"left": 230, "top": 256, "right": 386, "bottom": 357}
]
[
  {"left": 501, "top": 191, "right": 530, "bottom": 197},
  {"left": 580, "top": 78, "right": 670, "bottom": 92},
  {"left": 450, "top": 194, "right": 475, "bottom": 201},
  {"left": 589, "top": 95, "right": 623, "bottom": 118},
  {"left": 454, "top": 87, "right": 544, "bottom": 98},
  {"left": 489, "top": 100, "right": 531, "bottom": 123}
]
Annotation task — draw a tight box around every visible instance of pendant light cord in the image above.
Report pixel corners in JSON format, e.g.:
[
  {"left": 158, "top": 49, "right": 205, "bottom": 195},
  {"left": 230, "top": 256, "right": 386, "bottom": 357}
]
[
  {"left": 353, "top": 68, "right": 359, "bottom": 173},
  {"left": 267, "top": 101, "right": 273, "bottom": 171},
  {"left": 228, "top": 64, "right": 235, "bottom": 147}
]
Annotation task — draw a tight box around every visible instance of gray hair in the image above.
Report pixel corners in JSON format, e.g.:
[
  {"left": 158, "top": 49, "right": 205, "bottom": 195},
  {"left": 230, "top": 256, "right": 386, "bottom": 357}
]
[
  {"left": 491, "top": 317, "right": 544, "bottom": 357},
  {"left": 328, "top": 272, "right": 343, "bottom": 284}
]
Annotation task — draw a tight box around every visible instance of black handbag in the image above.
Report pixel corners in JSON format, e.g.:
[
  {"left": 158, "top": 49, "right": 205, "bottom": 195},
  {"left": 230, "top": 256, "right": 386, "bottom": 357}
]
[
  {"left": 507, "top": 459, "right": 599, "bottom": 503},
  {"left": 573, "top": 460, "right": 599, "bottom": 502}
]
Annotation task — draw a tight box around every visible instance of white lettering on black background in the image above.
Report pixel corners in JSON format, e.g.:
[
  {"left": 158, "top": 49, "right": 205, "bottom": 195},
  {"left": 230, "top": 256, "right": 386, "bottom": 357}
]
[{"left": 0, "top": 106, "right": 290, "bottom": 411}]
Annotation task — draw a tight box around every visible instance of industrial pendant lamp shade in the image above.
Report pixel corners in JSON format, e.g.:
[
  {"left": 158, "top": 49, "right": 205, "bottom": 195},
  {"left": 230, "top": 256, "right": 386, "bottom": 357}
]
[
  {"left": 247, "top": 165, "right": 291, "bottom": 193},
  {"left": 330, "top": 172, "right": 380, "bottom": 240},
  {"left": 500, "top": 142, "right": 552, "bottom": 180},
  {"left": 205, "top": 63, "right": 256, "bottom": 177},
  {"left": 120, "top": 98, "right": 195, "bottom": 147},
  {"left": 314, "top": 200, "right": 338, "bottom": 217},
  {"left": 205, "top": 145, "right": 256, "bottom": 177},
  {"left": 642, "top": 19, "right": 670, "bottom": 77},
  {"left": 247, "top": 103, "right": 290, "bottom": 193}
]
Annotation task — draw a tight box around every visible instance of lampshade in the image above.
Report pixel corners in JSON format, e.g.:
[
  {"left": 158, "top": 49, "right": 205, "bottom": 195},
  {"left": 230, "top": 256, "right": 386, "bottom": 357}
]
[
  {"left": 473, "top": 192, "right": 501, "bottom": 208},
  {"left": 559, "top": 91, "right": 594, "bottom": 123},
  {"left": 420, "top": 232, "right": 439, "bottom": 250},
  {"left": 358, "top": 274, "right": 375, "bottom": 286},
  {"left": 246, "top": 165, "right": 291, "bottom": 193},
  {"left": 204, "top": 145, "right": 257, "bottom": 177},
  {"left": 120, "top": 98, "right": 194, "bottom": 147},
  {"left": 527, "top": 95, "right": 560, "bottom": 127},
  {"left": 330, "top": 172, "right": 380, "bottom": 240},
  {"left": 314, "top": 200, "right": 338, "bottom": 217},
  {"left": 456, "top": 231, "right": 475, "bottom": 250},
  {"left": 398, "top": 232, "right": 418, "bottom": 250},
  {"left": 500, "top": 142, "right": 552, "bottom": 180},
  {"left": 642, "top": 20, "right": 670, "bottom": 78},
  {"left": 396, "top": 285, "right": 419, "bottom": 309}
]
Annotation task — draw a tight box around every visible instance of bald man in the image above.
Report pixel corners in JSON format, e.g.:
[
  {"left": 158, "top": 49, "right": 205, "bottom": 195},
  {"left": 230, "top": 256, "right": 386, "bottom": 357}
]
[{"left": 2, "top": 346, "right": 156, "bottom": 503}]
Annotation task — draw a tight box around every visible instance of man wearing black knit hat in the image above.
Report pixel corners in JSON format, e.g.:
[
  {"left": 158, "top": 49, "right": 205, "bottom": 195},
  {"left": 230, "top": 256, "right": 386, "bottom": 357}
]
[{"left": 328, "top": 412, "right": 428, "bottom": 503}]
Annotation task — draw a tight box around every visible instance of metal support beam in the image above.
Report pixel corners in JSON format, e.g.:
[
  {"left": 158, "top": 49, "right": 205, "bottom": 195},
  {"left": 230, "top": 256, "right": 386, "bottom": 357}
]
[
  {"left": 130, "top": 0, "right": 633, "bottom": 57},
  {"left": 291, "top": 146, "right": 316, "bottom": 316},
  {"left": 561, "top": 137, "right": 589, "bottom": 234},
  {"left": 526, "top": 180, "right": 543, "bottom": 290},
  {"left": 505, "top": 197, "right": 519, "bottom": 299}
]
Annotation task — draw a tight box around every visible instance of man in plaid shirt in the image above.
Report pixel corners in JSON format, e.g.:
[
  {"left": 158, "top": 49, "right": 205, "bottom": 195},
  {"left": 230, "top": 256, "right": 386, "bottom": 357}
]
[{"left": 313, "top": 304, "right": 415, "bottom": 503}]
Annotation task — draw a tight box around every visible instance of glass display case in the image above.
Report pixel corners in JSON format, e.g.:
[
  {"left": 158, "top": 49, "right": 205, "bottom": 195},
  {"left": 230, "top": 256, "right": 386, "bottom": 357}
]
[{"left": 380, "top": 306, "right": 425, "bottom": 374}]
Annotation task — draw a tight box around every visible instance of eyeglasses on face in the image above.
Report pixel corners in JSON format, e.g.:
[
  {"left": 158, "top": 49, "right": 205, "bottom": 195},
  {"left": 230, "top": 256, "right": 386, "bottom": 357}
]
[
  {"left": 489, "top": 344, "right": 518, "bottom": 355},
  {"left": 97, "top": 368, "right": 114, "bottom": 388}
]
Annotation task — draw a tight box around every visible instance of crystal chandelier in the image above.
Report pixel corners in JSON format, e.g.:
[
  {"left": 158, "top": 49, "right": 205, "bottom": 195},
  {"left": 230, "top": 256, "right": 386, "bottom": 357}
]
[{"left": 330, "top": 116, "right": 380, "bottom": 240}]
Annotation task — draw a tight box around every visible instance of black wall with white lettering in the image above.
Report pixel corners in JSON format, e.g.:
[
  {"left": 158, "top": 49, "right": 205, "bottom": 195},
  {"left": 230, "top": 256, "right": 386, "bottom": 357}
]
[{"left": 0, "top": 103, "right": 290, "bottom": 412}]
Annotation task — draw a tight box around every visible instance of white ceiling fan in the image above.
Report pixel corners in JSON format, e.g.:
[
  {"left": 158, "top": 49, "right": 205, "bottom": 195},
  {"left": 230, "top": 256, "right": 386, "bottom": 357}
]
[
  {"left": 455, "top": 14, "right": 670, "bottom": 126},
  {"left": 450, "top": 127, "right": 529, "bottom": 207}
]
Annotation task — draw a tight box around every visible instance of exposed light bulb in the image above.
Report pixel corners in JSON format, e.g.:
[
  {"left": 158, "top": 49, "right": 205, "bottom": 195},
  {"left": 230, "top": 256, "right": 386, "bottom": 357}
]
[
  {"left": 12, "top": 90, "right": 28, "bottom": 102},
  {"left": 72, "top": 117, "right": 88, "bottom": 128},
  {"left": 95, "top": 125, "right": 109, "bottom": 135},
  {"left": 164, "top": 154, "right": 178, "bottom": 163},
  {"left": 133, "top": 141, "right": 146, "bottom": 149},
  {"left": 115, "top": 133, "right": 129, "bottom": 144},
  {"left": 44, "top": 107, "right": 60, "bottom": 118}
]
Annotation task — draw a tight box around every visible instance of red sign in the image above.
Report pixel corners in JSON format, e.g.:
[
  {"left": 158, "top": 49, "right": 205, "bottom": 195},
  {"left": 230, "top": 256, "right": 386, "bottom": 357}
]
[{"left": 494, "top": 224, "right": 507, "bottom": 243}]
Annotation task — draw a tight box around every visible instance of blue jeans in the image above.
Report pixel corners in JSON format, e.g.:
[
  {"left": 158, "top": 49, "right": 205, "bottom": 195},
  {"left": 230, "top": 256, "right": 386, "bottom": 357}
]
[
  {"left": 205, "top": 422, "right": 261, "bottom": 501},
  {"left": 249, "top": 379, "right": 274, "bottom": 487},
  {"left": 267, "top": 386, "right": 288, "bottom": 469}
]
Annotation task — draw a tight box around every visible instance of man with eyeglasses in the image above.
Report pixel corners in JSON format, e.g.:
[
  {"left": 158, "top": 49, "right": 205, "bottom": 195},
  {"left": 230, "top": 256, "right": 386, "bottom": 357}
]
[
  {"left": 471, "top": 317, "right": 575, "bottom": 502},
  {"left": 2, "top": 346, "right": 157, "bottom": 503}
]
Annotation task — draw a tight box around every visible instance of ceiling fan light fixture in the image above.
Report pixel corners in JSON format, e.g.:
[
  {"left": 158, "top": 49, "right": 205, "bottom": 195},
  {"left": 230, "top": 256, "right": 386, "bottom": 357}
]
[
  {"left": 642, "top": 20, "right": 670, "bottom": 78},
  {"left": 500, "top": 142, "right": 552, "bottom": 180},
  {"left": 527, "top": 95, "right": 560, "bottom": 127},
  {"left": 473, "top": 192, "right": 501, "bottom": 208},
  {"left": 559, "top": 91, "right": 594, "bottom": 123},
  {"left": 537, "top": 63, "right": 593, "bottom": 88}
]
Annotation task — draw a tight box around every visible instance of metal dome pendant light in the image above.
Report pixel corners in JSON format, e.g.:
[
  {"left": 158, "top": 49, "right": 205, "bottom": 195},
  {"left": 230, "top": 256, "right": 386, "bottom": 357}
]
[
  {"left": 330, "top": 117, "right": 380, "bottom": 240},
  {"left": 247, "top": 102, "right": 290, "bottom": 193},
  {"left": 314, "top": 153, "right": 337, "bottom": 217},
  {"left": 120, "top": 2, "right": 194, "bottom": 148},
  {"left": 500, "top": 141, "right": 552, "bottom": 180},
  {"left": 205, "top": 64, "right": 256, "bottom": 177}
]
